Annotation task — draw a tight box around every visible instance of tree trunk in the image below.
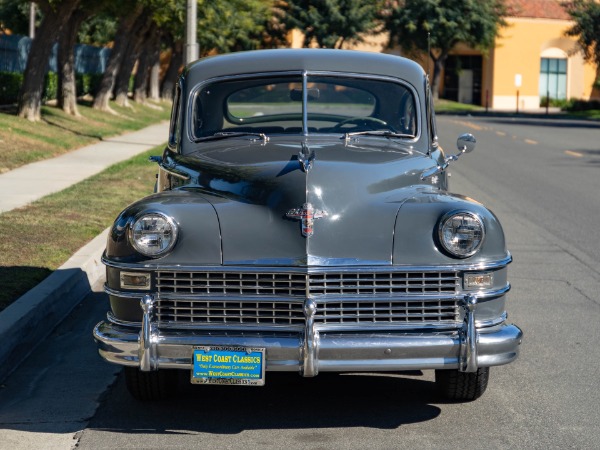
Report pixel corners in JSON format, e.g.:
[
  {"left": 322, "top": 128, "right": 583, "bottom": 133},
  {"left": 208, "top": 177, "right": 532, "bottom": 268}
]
[
  {"left": 430, "top": 50, "right": 448, "bottom": 101},
  {"left": 92, "top": 4, "right": 144, "bottom": 112},
  {"left": 161, "top": 40, "right": 183, "bottom": 102},
  {"left": 57, "top": 10, "right": 86, "bottom": 116},
  {"left": 148, "top": 58, "right": 161, "bottom": 100},
  {"left": 113, "top": 11, "right": 153, "bottom": 107},
  {"left": 147, "top": 38, "right": 162, "bottom": 101},
  {"left": 133, "top": 24, "right": 160, "bottom": 103},
  {"left": 17, "top": 0, "right": 81, "bottom": 121}
]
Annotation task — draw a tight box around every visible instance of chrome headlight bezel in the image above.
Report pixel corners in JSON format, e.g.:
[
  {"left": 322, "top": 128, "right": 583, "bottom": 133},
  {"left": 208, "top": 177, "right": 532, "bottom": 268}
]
[
  {"left": 438, "top": 211, "right": 485, "bottom": 258},
  {"left": 129, "top": 212, "right": 178, "bottom": 258}
]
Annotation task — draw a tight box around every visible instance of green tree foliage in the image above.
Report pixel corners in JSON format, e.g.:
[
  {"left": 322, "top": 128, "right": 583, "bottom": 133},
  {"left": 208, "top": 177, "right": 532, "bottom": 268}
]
[
  {"left": 563, "top": 0, "right": 600, "bottom": 69},
  {"left": 197, "top": 0, "right": 277, "bottom": 55},
  {"left": 284, "top": 0, "right": 383, "bottom": 49},
  {"left": 0, "top": 0, "right": 39, "bottom": 35},
  {"left": 78, "top": 13, "right": 118, "bottom": 46},
  {"left": 383, "top": 0, "right": 507, "bottom": 99}
]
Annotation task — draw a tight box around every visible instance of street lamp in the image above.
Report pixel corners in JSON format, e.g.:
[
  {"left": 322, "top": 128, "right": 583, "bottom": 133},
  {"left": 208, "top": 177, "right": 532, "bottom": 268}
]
[{"left": 514, "top": 74, "right": 522, "bottom": 114}]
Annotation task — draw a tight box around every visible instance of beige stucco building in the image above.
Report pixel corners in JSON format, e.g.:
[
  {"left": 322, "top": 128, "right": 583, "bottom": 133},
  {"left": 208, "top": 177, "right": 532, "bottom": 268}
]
[
  {"left": 485, "top": 0, "right": 598, "bottom": 110},
  {"left": 292, "top": 0, "right": 599, "bottom": 111}
]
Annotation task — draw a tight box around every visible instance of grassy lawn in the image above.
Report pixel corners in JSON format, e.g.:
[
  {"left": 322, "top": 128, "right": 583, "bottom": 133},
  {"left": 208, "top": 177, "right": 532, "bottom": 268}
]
[
  {"left": 434, "top": 99, "right": 484, "bottom": 114},
  {"left": 0, "top": 100, "right": 170, "bottom": 172},
  {"left": 0, "top": 147, "right": 162, "bottom": 311}
]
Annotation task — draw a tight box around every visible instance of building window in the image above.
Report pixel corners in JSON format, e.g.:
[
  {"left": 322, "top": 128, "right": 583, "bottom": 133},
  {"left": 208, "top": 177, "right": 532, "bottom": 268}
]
[
  {"left": 539, "top": 58, "right": 567, "bottom": 100},
  {"left": 442, "top": 55, "right": 483, "bottom": 105}
]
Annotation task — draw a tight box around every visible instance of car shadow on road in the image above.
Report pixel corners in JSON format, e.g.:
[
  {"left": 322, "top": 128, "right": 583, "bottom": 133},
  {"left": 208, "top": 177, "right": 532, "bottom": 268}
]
[{"left": 87, "top": 370, "right": 444, "bottom": 435}]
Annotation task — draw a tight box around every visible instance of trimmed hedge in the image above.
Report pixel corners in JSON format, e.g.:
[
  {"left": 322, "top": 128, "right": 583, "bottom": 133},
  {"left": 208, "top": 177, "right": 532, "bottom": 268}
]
[
  {"left": 0, "top": 71, "right": 104, "bottom": 104},
  {"left": 0, "top": 72, "right": 23, "bottom": 104},
  {"left": 563, "top": 99, "right": 600, "bottom": 112}
]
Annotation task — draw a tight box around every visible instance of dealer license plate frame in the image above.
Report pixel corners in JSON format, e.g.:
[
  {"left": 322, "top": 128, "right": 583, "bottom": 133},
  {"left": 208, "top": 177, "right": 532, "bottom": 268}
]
[{"left": 191, "top": 345, "right": 265, "bottom": 386}]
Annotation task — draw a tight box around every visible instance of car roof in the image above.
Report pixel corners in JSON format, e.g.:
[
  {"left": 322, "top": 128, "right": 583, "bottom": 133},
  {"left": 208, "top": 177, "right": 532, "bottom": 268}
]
[{"left": 184, "top": 49, "right": 426, "bottom": 89}]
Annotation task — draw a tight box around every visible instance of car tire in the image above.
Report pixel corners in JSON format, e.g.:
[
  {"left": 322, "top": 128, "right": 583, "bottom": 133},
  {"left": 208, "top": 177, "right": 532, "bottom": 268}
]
[
  {"left": 124, "top": 367, "right": 177, "bottom": 401},
  {"left": 435, "top": 367, "right": 489, "bottom": 401}
]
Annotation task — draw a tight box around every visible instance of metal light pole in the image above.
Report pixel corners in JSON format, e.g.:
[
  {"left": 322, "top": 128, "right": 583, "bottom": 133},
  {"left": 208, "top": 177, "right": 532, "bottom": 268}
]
[
  {"left": 184, "top": 0, "right": 199, "bottom": 65},
  {"left": 29, "top": 2, "right": 35, "bottom": 39}
]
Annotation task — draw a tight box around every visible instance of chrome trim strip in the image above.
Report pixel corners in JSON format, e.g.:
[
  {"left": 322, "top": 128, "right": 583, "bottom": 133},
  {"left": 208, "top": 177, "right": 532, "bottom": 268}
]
[
  {"left": 105, "top": 284, "right": 510, "bottom": 302},
  {"left": 159, "top": 164, "right": 191, "bottom": 180},
  {"left": 154, "top": 321, "right": 459, "bottom": 332},
  {"left": 105, "top": 285, "right": 146, "bottom": 299},
  {"left": 101, "top": 254, "right": 512, "bottom": 273},
  {"left": 158, "top": 322, "right": 305, "bottom": 332},
  {"left": 107, "top": 311, "right": 141, "bottom": 328}
]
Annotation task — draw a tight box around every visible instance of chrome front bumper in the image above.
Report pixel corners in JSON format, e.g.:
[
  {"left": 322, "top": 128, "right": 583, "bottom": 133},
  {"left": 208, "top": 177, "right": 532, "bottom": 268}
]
[{"left": 93, "top": 294, "right": 523, "bottom": 375}]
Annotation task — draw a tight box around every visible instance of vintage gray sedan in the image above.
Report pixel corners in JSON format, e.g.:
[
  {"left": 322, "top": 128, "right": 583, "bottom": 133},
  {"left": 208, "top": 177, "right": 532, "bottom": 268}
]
[{"left": 93, "top": 49, "right": 522, "bottom": 401}]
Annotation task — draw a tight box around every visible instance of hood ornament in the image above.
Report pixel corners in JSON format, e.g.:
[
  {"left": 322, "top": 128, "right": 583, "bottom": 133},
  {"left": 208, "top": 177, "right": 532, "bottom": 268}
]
[
  {"left": 286, "top": 202, "right": 327, "bottom": 237},
  {"left": 298, "top": 142, "right": 316, "bottom": 173}
]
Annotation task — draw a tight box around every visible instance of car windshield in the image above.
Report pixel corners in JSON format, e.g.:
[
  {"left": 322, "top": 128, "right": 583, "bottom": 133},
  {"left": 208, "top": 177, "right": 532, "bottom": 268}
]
[{"left": 192, "top": 74, "right": 417, "bottom": 140}]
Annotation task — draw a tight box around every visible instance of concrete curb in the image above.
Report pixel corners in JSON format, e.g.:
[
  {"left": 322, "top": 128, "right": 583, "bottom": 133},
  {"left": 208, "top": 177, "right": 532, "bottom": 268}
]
[{"left": 0, "top": 229, "right": 108, "bottom": 382}]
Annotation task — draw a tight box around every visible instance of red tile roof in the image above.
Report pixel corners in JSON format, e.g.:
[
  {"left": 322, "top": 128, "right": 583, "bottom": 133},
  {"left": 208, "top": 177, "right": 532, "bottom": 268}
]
[{"left": 506, "top": 0, "right": 570, "bottom": 20}]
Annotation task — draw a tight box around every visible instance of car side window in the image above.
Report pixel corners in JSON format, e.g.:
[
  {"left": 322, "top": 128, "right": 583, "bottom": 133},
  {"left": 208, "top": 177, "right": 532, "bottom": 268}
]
[{"left": 168, "top": 82, "right": 182, "bottom": 150}]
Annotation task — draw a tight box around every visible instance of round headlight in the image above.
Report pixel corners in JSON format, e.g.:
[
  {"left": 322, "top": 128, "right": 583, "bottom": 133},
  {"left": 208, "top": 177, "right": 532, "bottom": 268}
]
[
  {"left": 439, "top": 212, "right": 485, "bottom": 258},
  {"left": 130, "top": 212, "right": 178, "bottom": 257}
]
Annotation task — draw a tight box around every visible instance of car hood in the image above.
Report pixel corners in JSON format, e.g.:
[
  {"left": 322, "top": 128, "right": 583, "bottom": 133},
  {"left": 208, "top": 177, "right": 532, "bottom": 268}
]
[{"left": 181, "top": 137, "right": 437, "bottom": 266}]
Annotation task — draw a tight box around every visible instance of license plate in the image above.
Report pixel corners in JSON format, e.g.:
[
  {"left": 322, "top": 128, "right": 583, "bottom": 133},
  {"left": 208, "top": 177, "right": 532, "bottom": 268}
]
[{"left": 191, "top": 346, "right": 265, "bottom": 386}]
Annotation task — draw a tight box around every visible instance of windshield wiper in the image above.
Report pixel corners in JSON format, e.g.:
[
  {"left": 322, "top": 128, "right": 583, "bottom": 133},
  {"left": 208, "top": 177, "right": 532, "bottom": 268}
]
[
  {"left": 195, "top": 131, "right": 269, "bottom": 144},
  {"left": 344, "top": 130, "right": 415, "bottom": 141}
]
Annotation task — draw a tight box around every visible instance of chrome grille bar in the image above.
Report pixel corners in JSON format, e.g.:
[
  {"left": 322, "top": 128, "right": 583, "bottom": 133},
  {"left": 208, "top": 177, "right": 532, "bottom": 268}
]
[
  {"left": 315, "top": 299, "right": 459, "bottom": 324},
  {"left": 157, "top": 271, "right": 459, "bottom": 296},
  {"left": 156, "top": 299, "right": 305, "bottom": 325},
  {"left": 155, "top": 270, "right": 460, "bottom": 327}
]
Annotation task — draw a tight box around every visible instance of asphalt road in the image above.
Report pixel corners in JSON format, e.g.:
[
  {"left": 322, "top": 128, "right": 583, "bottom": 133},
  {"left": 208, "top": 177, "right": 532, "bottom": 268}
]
[{"left": 1, "top": 114, "right": 599, "bottom": 449}]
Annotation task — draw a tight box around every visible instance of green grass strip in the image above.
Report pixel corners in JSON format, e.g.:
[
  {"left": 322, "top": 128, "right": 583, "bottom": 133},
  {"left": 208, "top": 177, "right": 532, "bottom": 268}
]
[{"left": 0, "top": 147, "right": 163, "bottom": 311}]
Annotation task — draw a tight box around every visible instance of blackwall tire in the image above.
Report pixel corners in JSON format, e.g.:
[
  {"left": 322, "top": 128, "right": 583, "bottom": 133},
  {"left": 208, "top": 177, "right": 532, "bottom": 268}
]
[
  {"left": 435, "top": 367, "right": 490, "bottom": 402},
  {"left": 124, "top": 367, "right": 177, "bottom": 401}
]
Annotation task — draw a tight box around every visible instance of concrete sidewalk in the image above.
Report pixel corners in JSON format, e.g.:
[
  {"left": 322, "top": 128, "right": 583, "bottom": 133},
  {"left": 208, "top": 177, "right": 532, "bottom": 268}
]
[
  {"left": 0, "top": 121, "right": 169, "bottom": 213},
  {"left": 0, "top": 121, "right": 169, "bottom": 382}
]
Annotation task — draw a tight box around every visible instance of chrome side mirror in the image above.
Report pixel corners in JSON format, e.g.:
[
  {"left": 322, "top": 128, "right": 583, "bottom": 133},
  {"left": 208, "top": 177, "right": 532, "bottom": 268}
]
[
  {"left": 420, "top": 133, "right": 476, "bottom": 180},
  {"left": 457, "top": 133, "right": 476, "bottom": 154}
]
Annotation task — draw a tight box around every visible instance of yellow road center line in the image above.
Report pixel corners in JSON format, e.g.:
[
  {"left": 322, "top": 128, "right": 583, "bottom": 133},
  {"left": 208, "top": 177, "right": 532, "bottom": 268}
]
[
  {"left": 496, "top": 131, "right": 507, "bottom": 136},
  {"left": 565, "top": 150, "right": 584, "bottom": 158},
  {"left": 453, "top": 120, "right": 483, "bottom": 131},
  {"left": 524, "top": 139, "right": 538, "bottom": 145}
]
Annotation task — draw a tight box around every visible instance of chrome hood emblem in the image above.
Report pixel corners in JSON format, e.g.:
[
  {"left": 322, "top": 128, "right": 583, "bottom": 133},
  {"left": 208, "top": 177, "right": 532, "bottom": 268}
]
[
  {"left": 286, "top": 202, "right": 327, "bottom": 237},
  {"left": 298, "top": 142, "right": 316, "bottom": 173}
]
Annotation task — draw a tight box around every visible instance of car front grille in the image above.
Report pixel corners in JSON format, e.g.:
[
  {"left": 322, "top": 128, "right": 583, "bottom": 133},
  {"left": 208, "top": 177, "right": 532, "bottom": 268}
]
[
  {"left": 314, "top": 299, "right": 459, "bottom": 324},
  {"left": 155, "top": 270, "right": 460, "bottom": 327}
]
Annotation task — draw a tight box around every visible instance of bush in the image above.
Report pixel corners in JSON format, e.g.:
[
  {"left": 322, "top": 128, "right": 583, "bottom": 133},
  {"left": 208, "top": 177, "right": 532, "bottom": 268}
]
[
  {"left": 75, "top": 73, "right": 103, "bottom": 97},
  {"left": 539, "top": 96, "right": 571, "bottom": 109},
  {"left": 0, "top": 72, "right": 24, "bottom": 104},
  {"left": 562, "top": 99, "right": 600, "bottom": 112},
  {"left": 0, "top": 71, "right": 105, "bottom": 105},
  {"left": 43, "top": 72, "right": 58, "bottom": 102}
]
